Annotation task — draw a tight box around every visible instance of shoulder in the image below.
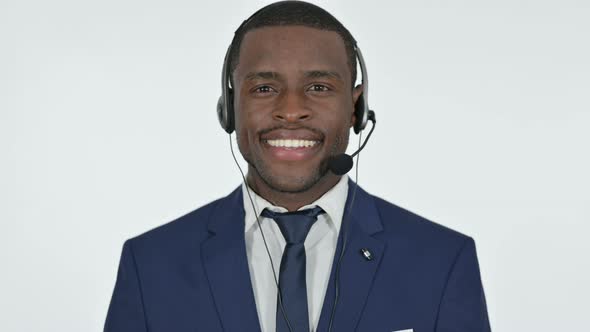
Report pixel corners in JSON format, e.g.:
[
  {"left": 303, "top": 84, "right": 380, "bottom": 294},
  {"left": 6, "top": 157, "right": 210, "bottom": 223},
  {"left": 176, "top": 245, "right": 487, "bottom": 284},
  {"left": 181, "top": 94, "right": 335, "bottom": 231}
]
[
  {"left": 368, "top": 191, "right": 472, "bottom": 255},
  {"left": 125, "top": 188, "right": 239, "bottom": 254}
]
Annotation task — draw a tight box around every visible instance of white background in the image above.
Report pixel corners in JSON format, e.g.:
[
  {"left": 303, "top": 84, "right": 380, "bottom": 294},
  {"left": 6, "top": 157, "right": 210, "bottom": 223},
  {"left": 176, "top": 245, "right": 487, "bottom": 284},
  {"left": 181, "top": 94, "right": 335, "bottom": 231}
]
[{"left": 2, "top": 0, "right": 589, "bottom": 331}]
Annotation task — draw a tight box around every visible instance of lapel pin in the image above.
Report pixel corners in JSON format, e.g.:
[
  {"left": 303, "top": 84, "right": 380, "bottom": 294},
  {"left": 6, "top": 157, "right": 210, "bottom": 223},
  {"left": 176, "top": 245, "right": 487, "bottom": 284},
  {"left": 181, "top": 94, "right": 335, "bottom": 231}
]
[{"left": 360, "top": 248, "right": 373, "bottom": 261}]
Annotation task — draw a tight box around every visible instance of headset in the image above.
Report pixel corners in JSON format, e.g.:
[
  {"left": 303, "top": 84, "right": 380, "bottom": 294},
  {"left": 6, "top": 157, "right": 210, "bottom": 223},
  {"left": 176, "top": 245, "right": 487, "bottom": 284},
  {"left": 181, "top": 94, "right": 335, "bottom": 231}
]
[{"left": 216, "top": 26, "right": 371, "bottom": 136}]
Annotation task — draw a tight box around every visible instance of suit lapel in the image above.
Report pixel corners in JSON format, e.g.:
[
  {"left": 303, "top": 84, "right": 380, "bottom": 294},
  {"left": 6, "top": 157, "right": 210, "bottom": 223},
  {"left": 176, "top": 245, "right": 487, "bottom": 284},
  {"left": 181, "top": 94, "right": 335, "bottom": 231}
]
[
  {"left": 317, "top": 181, "right": 385, "bottom": 332},
  {"left": 201, "top": 188, "right": 262, "bottom": 332}
]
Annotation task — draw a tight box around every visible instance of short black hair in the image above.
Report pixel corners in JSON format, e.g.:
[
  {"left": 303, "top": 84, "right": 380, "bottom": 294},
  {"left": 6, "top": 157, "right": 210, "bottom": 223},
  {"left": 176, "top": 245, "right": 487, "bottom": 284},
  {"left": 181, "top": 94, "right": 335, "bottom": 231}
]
[{"left": 228, "top": 0, "right": 358, "bottom": 87}]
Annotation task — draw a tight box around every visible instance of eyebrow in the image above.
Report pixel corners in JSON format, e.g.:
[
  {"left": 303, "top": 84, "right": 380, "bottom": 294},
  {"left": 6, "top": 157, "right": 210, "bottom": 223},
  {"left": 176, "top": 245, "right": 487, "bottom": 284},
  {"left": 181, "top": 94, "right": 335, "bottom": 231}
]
[
  {"left": 243, "top": 70, "right": 343, "bottom": 82},
  {"left": 244, "top": 71, "right": 279, "bottom": 81},
  {"left": 304, "top": 70, "right": 343, "bottom": 81}
]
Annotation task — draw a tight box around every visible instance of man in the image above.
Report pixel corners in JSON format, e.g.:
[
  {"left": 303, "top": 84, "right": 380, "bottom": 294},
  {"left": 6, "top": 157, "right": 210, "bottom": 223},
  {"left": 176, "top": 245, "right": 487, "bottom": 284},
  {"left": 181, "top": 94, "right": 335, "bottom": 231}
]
[{"left": 104, "top": 1, "right": 491, "bottom": 332}]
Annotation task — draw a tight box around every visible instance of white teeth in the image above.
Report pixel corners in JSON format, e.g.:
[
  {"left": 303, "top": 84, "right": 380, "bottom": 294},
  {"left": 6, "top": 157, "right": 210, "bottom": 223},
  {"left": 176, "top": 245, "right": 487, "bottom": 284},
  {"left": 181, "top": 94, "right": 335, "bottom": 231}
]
[{"left": 266, "top": 139, "right": 318, "bottom": 148}]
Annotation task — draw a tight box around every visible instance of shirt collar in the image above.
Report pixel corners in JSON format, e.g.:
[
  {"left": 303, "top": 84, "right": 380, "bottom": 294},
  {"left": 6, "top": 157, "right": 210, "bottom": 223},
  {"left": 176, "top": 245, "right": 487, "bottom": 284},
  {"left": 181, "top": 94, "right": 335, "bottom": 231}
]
[{"left": 242, "top": 175, "right": 349, "bottom": 234}]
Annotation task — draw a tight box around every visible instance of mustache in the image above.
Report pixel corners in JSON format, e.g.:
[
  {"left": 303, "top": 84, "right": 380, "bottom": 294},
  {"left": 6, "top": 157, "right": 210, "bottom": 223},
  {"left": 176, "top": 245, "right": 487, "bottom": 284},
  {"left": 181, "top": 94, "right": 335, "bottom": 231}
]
[{"left": 257, "top": 125, "right": 325, "bottom": 139}]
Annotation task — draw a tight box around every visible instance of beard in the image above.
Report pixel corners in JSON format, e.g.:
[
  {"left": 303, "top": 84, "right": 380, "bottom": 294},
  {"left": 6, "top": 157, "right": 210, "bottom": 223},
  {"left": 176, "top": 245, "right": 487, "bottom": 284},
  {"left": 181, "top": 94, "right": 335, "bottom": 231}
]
[
  {"left": 243, "top": 132, "right": 348, "bottom": 194},
  {"left": 247, "top": 153, "right": 329, "bottom": 194}
]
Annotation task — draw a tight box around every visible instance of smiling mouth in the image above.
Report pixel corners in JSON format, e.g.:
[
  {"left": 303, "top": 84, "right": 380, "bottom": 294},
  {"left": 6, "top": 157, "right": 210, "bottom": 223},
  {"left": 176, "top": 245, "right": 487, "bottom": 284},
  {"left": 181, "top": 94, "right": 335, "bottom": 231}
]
[
  {"left": 264, "top": 139, "right": 320, "bottom": 148},
  {"left": 261, "top": 138, "right": 322, "bottom": 161}
]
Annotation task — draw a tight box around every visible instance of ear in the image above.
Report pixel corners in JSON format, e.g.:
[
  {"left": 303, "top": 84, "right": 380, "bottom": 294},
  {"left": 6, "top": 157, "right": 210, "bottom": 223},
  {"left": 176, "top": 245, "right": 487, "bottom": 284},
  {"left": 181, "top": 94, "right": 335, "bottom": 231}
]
[{"left": 351, "top": 84, "right": 364, "bottom": 126}]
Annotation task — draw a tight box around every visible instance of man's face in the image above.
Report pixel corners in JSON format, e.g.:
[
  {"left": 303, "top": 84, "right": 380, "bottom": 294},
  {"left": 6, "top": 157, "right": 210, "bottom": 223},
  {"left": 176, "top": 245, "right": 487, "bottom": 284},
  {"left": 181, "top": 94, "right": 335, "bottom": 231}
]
[{"left": 233, "top": 26, "right": 361, "bottom": 193}]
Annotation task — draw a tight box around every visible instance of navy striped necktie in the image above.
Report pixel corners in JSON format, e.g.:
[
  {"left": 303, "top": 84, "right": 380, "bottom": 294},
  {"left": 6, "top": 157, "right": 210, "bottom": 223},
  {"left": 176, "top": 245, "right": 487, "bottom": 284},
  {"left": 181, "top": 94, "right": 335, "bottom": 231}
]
[{"left": 261, "top": 206, "right": 325, "bottom": 332}]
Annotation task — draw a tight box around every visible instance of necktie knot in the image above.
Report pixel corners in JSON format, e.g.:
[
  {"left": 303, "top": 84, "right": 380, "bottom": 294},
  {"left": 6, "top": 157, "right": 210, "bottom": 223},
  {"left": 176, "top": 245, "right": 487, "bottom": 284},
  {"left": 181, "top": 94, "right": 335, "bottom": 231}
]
[{"left": 261, "top": 206, "right": 324, "bottom": 244}]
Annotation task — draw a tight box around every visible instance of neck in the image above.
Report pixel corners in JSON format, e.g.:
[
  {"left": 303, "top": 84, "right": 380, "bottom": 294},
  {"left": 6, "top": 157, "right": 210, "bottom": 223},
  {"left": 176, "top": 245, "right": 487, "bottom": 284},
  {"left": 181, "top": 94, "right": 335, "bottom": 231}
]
[{"left": 246, "top": 169, "right": 341, "bottom": 212}]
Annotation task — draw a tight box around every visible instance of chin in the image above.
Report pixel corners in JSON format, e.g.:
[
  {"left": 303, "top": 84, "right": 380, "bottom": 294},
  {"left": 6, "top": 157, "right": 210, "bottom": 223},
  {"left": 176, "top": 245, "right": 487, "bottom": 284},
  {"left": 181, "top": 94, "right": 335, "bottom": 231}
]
[
  {"left": 256, "top": 164, "right": 326, "bottom": 194},
  {"left": 266, "top": 173, "right": 321, "bottom": 193},
  {"left": 247, "top": 151, "right": 333, "bottom": 194}
]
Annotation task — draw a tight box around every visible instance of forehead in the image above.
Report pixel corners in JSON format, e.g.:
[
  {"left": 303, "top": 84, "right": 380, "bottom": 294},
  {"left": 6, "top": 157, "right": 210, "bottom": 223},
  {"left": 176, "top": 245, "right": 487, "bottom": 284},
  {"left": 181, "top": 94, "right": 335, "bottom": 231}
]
[{"left": 234, "top": 26, "right": 350, "bottom": 83}]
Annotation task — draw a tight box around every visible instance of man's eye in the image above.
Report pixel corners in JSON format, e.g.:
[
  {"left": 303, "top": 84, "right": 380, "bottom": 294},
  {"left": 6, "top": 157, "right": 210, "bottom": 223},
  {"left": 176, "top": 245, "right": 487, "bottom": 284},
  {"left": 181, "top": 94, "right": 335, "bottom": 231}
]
[
  {"left": 254, "top": 85, "right": 275, "bottom": 94},
  {"left": 308, "top": 84, "right": 330, "bottom": 92}
]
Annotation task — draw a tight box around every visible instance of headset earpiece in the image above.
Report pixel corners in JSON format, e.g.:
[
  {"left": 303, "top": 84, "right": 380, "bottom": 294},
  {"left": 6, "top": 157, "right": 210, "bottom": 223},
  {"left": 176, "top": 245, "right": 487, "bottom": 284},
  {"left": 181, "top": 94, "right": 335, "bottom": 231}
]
[
  {"left": 217, "top": 88, "right": 235, "bottom": 134},
  {"left": 217, "top": 38, "right": 235, "bottom": 134},
  {"left": 353, "top": 93, "right": 367, "bottom": 134},
  {"left": 217, "top": 96, "right": 226, "bottom": 130},
  {"left": 352, "top": 46, "right": 370, "bottom": 134}
]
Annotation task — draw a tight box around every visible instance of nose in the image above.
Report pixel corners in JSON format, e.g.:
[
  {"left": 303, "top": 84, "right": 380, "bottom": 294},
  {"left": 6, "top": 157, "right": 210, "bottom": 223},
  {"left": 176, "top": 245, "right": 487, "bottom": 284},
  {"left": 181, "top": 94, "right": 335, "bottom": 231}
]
[{"left": 272, "top": 90, "right": 311, "bottom": 123}]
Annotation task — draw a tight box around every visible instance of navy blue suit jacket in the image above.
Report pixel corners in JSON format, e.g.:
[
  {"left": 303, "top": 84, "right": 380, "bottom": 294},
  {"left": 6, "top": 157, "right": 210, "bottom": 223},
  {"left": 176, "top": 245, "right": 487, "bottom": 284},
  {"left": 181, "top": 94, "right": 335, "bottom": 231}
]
[{"left": 105, "top": 182, "right": 491, "bottom": 331}]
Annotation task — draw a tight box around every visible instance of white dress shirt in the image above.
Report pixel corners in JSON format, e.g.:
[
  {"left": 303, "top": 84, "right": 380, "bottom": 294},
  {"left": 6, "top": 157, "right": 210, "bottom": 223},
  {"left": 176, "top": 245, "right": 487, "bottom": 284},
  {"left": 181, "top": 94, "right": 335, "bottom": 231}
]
[{"left": 242, "top": 175, "right": 349, "bottom": 332}]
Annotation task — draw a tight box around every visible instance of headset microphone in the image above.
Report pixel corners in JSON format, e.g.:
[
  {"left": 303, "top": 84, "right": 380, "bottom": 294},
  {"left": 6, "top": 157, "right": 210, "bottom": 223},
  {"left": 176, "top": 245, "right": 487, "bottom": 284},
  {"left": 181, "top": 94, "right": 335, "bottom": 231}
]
[{"left": 328, "top": 110, "right": 376, "bottom": 175}]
